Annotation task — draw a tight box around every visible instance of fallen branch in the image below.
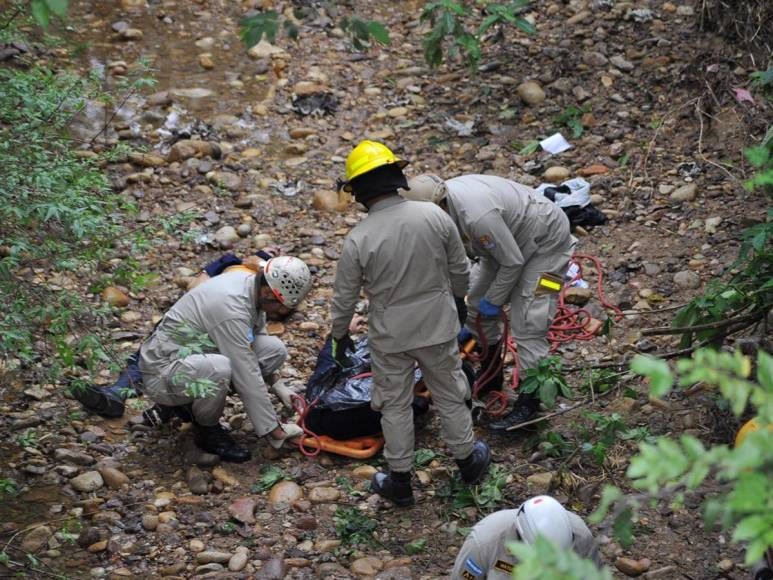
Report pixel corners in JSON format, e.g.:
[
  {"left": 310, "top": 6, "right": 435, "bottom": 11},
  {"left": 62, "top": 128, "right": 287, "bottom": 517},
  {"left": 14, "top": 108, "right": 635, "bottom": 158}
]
[
  {"left": 505, "top": 384, "right": 618, "bottom": 431},
  {"left": 641, "top": 310, "right": 764, "bottom": 336}
]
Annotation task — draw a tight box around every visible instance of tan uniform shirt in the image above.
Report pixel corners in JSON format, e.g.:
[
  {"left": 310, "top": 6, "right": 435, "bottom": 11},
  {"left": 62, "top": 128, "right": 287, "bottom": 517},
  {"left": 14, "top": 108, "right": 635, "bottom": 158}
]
[
  {"left": 451, "top": 509, "right": 602, "bottom": 579},
  {"left": 139, "top": 270, "right": 278, "bottom": 436},
  {"left": 445, "top": 174, "right": 573, "bottom": 306},
  {"left": 331, "top": 196, "right": 470, "bottom": 354}
]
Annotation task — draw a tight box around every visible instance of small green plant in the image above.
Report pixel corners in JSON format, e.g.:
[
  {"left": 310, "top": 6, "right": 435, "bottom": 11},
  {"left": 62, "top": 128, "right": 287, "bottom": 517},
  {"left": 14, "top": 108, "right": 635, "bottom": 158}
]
[
  {"left": 509, "top": 535, "right": 613, "bottom": 580},
  {"left": 28, "top": 0, "right": 69, "bottom": 29},
  {"left": 335, "top": 476, "right": 363, "bottom": 498},
  {"left": 16, "top": 430, "right": 39, "bottom": 449},
  {"left": 527, "top": 429, "right": 573, "bottom": 459},
  {"left": 240, "top": 9, "right": 388, "bottom": 52},
  {"left": 579, "top": 368, "right": 620, "bottom": 395},
  {"left": 170, "top": 322, "right": 216, "bottom": 359},
  {"left": 750, "top": 66, "right": 773, "bottom": 92},
  {"left": 405, "top": 538, "right": 427, "bottom": 555},
  {"left": 440, "top": 464, "right": 508, "bottom": 513},
  {"left": 414, "top": 448, "right": 437, "bottom": 467},
  {"left": 579, "top": 412, "right": 650, "bottom": 465},
  {"left": 334, "top": 507, "right": 378, "bottom": 546},
  {"left": 594, "top": 348, "right": 773, "bottom": 564},
  {"left": 340, "top": 16, "right": 390, "bottom": 50},
  {"left": 552, "top": 105, "right": 589, "bottom": 139},
  {"left": 519, "top": 356, "right": 572, "bottom": 409},
  {"left": 0, "top": 479, "right": 18, "bottom": 496},
  {"left": 218, "top": 521, "right": 237, "bottom": 534},
  {"left": 421, "top": 0, "right": 534, "bottom": 70},
  {"left": 251, "top": 465, "right": 292, "bottom": 492}
]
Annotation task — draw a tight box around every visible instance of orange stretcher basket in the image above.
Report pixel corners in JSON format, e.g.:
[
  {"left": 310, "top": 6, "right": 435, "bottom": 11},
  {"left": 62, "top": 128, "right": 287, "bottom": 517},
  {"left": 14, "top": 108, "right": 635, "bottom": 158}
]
[{"left": 299, "top": 434, "right": 385, "bottom": 459}]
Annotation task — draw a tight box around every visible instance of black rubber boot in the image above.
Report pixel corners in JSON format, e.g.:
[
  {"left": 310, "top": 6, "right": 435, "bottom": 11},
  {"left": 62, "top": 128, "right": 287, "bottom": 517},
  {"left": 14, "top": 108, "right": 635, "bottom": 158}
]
[
  {"left": 70, "top": 384, "right": 126, "bottom": 418},
  {"left": 488, "top": 392, "right": 540, "bottom": 431},
  {"left": 371, "top": 471, "right": 414, "bottom": 507},
  {"left": 193, "top": 423, "right": 251, "bottom": 463},
  {"left": 474, "top": 340, "right": 504, "bottom": 397},
  {"left": 456, "top": 440, "right": 491, "bottom": 485}
]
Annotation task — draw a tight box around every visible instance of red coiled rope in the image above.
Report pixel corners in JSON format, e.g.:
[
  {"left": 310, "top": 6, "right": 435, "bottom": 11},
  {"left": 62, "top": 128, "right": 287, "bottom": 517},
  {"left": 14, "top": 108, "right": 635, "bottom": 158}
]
[{"left": 469, "top": 253, "right": 621, "bottom": 414}]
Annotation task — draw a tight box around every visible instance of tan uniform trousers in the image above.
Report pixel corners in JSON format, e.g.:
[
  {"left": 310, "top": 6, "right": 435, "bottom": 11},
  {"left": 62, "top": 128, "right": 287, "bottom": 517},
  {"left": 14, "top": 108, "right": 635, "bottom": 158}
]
[
  {"left": 467, "top": 243, "right": 575, "bottom": 372},
  {"left": 369, "top": 337, "right": 474, "bottom": 472},
  {"left": 141, "top": 335, "right": 286, "bottom": 427}
]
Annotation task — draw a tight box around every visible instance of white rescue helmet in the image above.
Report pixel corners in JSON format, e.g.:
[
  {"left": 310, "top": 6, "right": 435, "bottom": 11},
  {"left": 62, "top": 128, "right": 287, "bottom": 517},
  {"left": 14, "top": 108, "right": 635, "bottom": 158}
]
[
  {"left": 515, "top": 495, "right": 573, "bottom": 550},
  {"left": 401, "top": 174, "right": 448, "bottom": 204},
  {"left": 263, "top": 256, "right": 312, "bottom": 308}
]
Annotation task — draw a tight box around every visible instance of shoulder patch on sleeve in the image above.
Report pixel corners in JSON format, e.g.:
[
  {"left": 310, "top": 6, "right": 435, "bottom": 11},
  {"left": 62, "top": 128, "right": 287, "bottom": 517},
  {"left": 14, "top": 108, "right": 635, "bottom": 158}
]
[
  {"left": 478, "top": 234, "right": 496, "bottom": 250},
  {"left": 464, "top": 558, "right": 484, "bottom": 576}
]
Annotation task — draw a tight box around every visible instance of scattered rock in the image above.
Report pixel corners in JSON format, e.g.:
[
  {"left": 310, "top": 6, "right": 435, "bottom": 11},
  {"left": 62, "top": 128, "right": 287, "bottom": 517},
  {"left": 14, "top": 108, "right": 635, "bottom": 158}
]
[
  {"left": 308, "top": 486, "right": 340, "bottom": 503},
  {"left": 187, "top": 466, "right": 209, "bottom": 495},
  {"left": 229, "top": 551, "right": 248, "bottom": 572},
  {"left": 195, "top": 563, "right": 224, "bottom": 574},
  {"left": 517, "top": 81, "right": 546, "bottom": 105},
  {"left": 260, "top": 558, "right": 287, "bottom": 579},
  {"left": 227, "top": 496, "right": 256, "bottom": 524},
  {"left": 196, "top": 550, "right": 233, "bottom": 564},
  {"left": 351, "top": 557, "right": 384, "bottom": 576},
  {"left": 717, "top": 559, "right": 733, "bottom": 572},
  {"left": 576, "top": 164, "right": 609, "bottom": 177},
  {"left": 526, "top": 471, "right": 554, "bottom": 492},
  {"left": 563, "top": 287, "right": 592, "bottom": 306},
  {"left": 71, "top": 471, "right": 104, "bottom": 492},
  {"left": 544, "top": 166, "right": 570, "bottom": 183},
  {"left": 101, "top": 286, "right": 129, "bottom": 307},
  {"left": 98, "top": 467, "right": 129, "bottom": 489},
  {"left": 352, "top": 465, "right": 378, "bottom": 480},
  {"left": 142, "top": 514, "right": 159, "bottom": 531},
  {"left": 21, "top": 525, "right": 52, "bottom": 553},
  {"left": 670, "top": 183, "right": 697, "bottom": 202},
  {"left": 55, "top": 448, "right": 95, "bottom": 466},
  {"left": 673, "top": 271, "right": 701, "bottom": 290},
  {"left": 267, "top": 480, "right": 303, "bottom": 505},
  {"left": 212, "top": 466, "right": 239, "bottom": 487},
  {"left": 214, "top": 226, "right": 239, "bottom": 249},
  {"left": 615, "top": 557, "right": 651, "bottom": 576}
]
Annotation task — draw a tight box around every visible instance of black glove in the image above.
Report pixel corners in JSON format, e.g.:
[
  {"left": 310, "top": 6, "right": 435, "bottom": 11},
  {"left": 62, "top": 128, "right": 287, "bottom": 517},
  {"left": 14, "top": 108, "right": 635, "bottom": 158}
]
[
  {"left": 454, "top": 296, "right": 468, "bottom": 327},
  {"left": 331, "top": 334, "right": 355, "bottom": 368}
]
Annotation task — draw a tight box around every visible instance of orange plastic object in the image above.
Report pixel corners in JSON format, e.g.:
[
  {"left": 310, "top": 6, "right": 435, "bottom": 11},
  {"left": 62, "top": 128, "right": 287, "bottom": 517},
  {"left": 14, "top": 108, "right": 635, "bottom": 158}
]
[{"left": 300, "top": 434, "right": 384, "bottom": 459}]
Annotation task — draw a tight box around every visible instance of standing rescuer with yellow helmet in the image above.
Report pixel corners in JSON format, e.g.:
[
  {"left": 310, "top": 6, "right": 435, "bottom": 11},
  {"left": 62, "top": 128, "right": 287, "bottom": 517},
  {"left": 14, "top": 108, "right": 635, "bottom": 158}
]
[{"left": 331, "top": 140, "right": 490, "bottom": 506}]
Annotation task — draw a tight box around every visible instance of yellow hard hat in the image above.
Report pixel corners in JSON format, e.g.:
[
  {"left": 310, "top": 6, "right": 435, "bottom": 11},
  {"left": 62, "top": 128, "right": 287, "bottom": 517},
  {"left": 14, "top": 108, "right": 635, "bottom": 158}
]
[
  {"left": 343, "top": 140, "right": 408, "bottom": 191},
  {"left": 734, "top": 417, "right": 772, "bottom": 447}
]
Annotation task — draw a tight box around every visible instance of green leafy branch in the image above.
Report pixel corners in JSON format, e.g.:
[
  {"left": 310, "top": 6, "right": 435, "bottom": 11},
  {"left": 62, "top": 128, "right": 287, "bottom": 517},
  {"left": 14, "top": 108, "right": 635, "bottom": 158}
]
[
  {"left": 519, "top": 356, "right": 573, "bottom": 409},
  {"left": 421, "top": 0, "right": 534, "bottom": 70},
  {"left": 509, "top": 536, "right": 613, "bottom": 580},
  {"left": 593, "top": 349, "right": 773, "bottom": 564}
]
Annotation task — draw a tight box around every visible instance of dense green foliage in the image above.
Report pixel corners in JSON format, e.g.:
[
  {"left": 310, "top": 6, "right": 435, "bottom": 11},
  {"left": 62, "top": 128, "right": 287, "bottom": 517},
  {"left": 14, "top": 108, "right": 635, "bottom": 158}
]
[
  {"left": 239, "top": 1, "right": 534, "bottom": 70},
  {"left": 421, "top": 0, "right": 535, "bottom": 69},
  {"left": 594, "top": 348, "right": 773, "bottom": 565},
  {"left": 509, "top": 536, "right": 613, "bottom": 580}
]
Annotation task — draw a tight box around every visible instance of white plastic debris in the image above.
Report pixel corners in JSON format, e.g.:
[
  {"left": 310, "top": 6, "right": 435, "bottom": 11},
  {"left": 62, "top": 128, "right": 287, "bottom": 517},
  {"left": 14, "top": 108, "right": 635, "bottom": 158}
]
[{"left": 539, "top": 132, "right": 572, "bottom": 154}]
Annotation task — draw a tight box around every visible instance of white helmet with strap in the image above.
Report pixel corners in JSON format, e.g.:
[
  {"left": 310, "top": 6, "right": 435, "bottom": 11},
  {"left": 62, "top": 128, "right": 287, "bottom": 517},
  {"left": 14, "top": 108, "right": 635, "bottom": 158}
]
[
  {"left": 263, "top": 256, "right": 312, "bottom": 308},
  {"left": 515, "top": 495, "right": 573, "bottom": 549},
  {"left": 401, "top": 174, "right": 448, "bottom": 204}
]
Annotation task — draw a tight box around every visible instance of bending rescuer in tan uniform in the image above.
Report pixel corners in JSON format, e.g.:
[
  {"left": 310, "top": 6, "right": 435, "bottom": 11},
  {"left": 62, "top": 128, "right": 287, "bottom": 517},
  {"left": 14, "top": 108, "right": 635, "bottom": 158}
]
[
  {"left": 451, "top": 495, "right": 602, "bottom": 578},
  {"left": 330, "top": 141, "right": 491, "bottom": 506},
  {"left": 402, "top": 174, "right": 577, "bottom": 430},
  {"left": 139, "top": 256, "right": 312, "bottom": 462}
]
